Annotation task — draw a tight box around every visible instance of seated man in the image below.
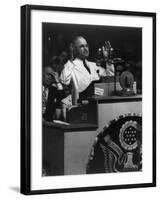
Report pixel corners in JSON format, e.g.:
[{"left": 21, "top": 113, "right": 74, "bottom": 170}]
[
  {"left": 42, "top": 65, "right": 66, "bottom": 122},
  {"left": 60, "top": 36, "right": 108, "bottom": 103}
]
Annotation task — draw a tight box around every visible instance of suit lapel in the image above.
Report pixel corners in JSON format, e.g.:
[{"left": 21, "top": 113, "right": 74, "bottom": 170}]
[{"left": 73, "top": 59, "right": 91, "bottom": 79}]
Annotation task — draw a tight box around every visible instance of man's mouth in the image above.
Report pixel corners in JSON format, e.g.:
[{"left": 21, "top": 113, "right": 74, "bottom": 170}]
[{"left": 84, "top": 51, "right": 89, "bottom": 55}]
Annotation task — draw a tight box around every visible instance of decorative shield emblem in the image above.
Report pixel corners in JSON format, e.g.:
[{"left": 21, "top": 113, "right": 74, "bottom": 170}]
[{"left": 87, "top": 113, "right": 142, "bottom": 174}]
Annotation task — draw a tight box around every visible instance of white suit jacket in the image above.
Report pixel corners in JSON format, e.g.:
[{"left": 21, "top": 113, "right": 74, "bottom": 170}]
[{"left": 60, "top": 58, "right": 106, "bottom": 93}]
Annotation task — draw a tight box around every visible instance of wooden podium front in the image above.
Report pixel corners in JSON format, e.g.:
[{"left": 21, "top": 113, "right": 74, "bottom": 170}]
[{"left": 43, "top": 96, "right": 142, "bottom": 176}]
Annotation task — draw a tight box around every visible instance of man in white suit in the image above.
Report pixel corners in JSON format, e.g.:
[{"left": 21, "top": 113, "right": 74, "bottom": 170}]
[{"left": 60, "top": 36, "right": 107, "bottom": 103}]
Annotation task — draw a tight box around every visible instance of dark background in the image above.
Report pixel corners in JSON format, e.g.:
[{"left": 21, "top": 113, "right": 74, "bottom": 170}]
[
  {"left": 43, "top": 23, "right": 142, "bottom": 64},
  {"left": 42, "top": 23, "right": 142, "bottom": 91}
]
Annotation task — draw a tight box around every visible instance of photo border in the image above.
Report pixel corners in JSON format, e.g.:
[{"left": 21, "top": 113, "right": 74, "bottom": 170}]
[{"left": 20, "top": 4, "right": 156, "bottom": 195}]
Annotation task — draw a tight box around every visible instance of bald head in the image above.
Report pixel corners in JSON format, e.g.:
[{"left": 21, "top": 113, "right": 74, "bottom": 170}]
[{"left": 72, "top": 36, "right": 89, "bottom": 60}]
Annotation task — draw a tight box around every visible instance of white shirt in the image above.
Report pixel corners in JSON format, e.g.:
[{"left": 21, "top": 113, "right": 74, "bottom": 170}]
[
  {"left": 60, "top": 58, "right": 106, "bottom": 93},
  {"left": 42, "top": 86, "right": 49, "bottom": 101},
  {"left": 42, "top": 86, "right": 49, "bottom": 114}
]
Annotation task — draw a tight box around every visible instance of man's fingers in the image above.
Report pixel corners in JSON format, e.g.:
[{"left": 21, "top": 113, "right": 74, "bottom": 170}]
[{"left": 50, "top": 71, "right": 58, "bottom": 77}]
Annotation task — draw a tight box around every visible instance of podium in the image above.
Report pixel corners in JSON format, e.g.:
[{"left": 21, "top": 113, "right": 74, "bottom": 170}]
[{"left": 43, "top": 95, "right": 142, "bottom": 176}]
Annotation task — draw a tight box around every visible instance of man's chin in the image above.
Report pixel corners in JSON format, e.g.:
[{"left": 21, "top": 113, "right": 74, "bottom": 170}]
[
  {"left": 44, "top": 81, "right": 52, "bottom": 86},
  {"left": 84, "top": 53, "right": 89, "bottom": 58},
  {"left": 80, "top": 55, "right": 89, "bottom": 60}
]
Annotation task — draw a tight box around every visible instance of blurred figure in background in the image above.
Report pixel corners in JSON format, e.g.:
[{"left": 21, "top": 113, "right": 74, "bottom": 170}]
[{"left": 42, "top": 63, "right": 66, "bottom": 122}]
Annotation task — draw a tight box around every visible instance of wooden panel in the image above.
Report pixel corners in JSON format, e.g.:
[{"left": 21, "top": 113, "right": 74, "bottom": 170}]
[
  {"left": 64, "top": 130, "right": 97, "bottom": 175},
  {"left": 63, "top": 101, "right": 142, "bottom": 175},
  {"left": 42, "top": 126, "right": 64, "bottom": 176},
  {"left": 98, "top": 101, "right": 142, "bottom": 131}
]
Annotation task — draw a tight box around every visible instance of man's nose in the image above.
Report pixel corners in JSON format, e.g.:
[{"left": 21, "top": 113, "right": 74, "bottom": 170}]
[{"left": 48, "top": 75, "right": 53, "bottom": 79}]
